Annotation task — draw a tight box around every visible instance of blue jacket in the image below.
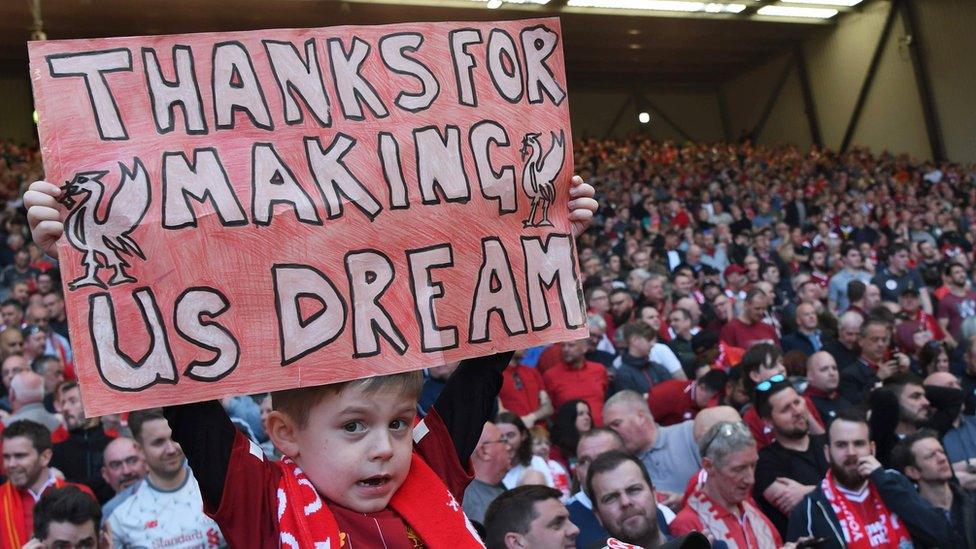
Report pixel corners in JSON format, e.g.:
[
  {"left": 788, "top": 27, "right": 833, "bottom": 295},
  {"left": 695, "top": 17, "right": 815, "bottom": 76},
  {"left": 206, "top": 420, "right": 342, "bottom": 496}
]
[{"left": 787, "top": 468, "right": 957, "bottom": 548}]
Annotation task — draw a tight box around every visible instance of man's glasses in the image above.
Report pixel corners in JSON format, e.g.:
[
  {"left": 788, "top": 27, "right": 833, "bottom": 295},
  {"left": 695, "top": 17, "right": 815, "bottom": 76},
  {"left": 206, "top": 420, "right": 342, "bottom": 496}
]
[
  {"left": 700, "top": 421, "right": 749, "bottom": 457},
  {"left": 755, "top": 374, "right": 787, "bottom": 393}
]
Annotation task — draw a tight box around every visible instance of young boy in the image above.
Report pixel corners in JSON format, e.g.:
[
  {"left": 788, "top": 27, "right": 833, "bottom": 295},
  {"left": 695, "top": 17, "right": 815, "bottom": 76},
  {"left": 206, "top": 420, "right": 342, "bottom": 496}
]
[{"left": 24, "top": 175, "right": 597, "bottom": 547}]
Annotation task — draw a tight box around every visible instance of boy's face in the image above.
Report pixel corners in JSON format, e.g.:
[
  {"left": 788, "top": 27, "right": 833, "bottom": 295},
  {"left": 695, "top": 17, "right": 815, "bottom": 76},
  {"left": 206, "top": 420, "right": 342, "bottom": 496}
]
[{"left": 292, "top": 385, "right": 416, "bottom": 513}]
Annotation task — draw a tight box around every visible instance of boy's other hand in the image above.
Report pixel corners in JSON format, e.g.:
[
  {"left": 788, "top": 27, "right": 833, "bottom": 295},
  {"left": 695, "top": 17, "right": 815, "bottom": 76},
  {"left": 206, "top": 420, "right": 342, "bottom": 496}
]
[
  {"left": 25, "top": 180, "right": 65, "bottom": 259},
  {"left": 568, "top": 175, "right": 597, "bottom": 238}
]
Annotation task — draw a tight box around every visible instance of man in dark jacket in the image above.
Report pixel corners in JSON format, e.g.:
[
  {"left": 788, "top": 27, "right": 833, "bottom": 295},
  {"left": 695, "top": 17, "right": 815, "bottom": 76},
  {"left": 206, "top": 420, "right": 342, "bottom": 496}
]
[
  {"left": 890, "top": 430, "right": 976, "bottom": 548},
  {"left": 612, "top": 321, "right": 672, "bottom": 395},
  {"left": 50, "top": 381, "right": 115, "bottom": 503},
  {"left": 787, "top": 408, "right": 955, "bottom": 548}
]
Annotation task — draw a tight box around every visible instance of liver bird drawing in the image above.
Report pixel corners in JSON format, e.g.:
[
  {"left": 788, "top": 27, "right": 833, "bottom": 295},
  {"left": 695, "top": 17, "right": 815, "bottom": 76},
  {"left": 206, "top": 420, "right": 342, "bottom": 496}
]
[
  {"left": 520, "top": 130, "right": 565, "bottom": 228},
  {"left": 58, "top": 159, "right": 151, "bottom": 290}
]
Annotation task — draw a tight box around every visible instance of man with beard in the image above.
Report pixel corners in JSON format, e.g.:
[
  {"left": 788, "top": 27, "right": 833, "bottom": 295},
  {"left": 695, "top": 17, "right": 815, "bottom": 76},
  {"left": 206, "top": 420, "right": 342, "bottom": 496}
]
[
  {"left": 786, "top": 408, "right": 947, "bottom": 548},
  {"left": 99, "top": 437, "right": 148, "bottom": 525},
  {"left": 869, "top": 373, "right": 962, "bottom": 467},
  {"left": 105, "top": 409, "right": 226, "bottom": 548},
  {"left": 936, "top": 262, "right": 976, "bottom": 347},
  {"left": 587, "top": 451, "right": 709, "bottom": 549},
  {"left": 804, "top": 352, "right": 853, "bottom": 423},
  {"left": 609, "top": 289, "right": 637, "bottom": 343},
  {"left": 543, "top": 339, "right": 609, "bottom": 426},
  {"left": 890, "top": 431, "right": 976, "bottom": 548},
  {"left": 484, "top": 485, "right": 579, "bottom": 549},
  {"left": 50, "top": 381, "right": 115, "bottom": 503},
  {"left": 1, "top": 420, "right": 94, "bottom": 547},
  {"left": 753, "top": 379, "right": 829, "bottom": 537},
  {"left": 670, "top": 421, "right": 782, "bottom": 547}
]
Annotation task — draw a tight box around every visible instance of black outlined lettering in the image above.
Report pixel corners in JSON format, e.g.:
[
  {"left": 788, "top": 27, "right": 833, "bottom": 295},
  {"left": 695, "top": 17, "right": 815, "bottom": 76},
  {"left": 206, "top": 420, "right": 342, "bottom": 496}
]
[
  {"left": 142, "top": 45, "right": 208, "bottom": 135},
  {"left": 212, "top": 41, "right": 274, "bottom": 131},
  {"left": 406, "top": 244, "right": 458, "bottom": 352},
  {"left": 46, "top": 48, "right": 132, "bottom": 140},
  {"left": 469, "top": 237, "right": 527, "bottom": 343},
  {"left": 327, "top": 37, "right": 389, "bottom": 121},
  {"left": 304, "top": 134, "right": 382, "bottom": 221},
  {"left": 469, "top": 120, "right": 517, "bottom": 214},
  {"left": 449, "top": 29, "right": 482, "bottom": 107},
  {"left": 378, "top": 32, "right": 440, "bottom": 113},
  {"left": 486, "top": 29, "right": 523, "bottom": 104},
  {"left": 272, "top": 264, "right": 348, "bottom": 366},
  {"left": 263, "top": 39, "right": 332, "bottom": 127},
  {"left": 174, "top": 287, "right": 239, "bottom": 381},
  {"left": 162, "top": 148, "right": 248, "bottom": 229},
  {"left": 250, "top": 142, "right": 322, "bottom": 226},
  {"left": 378, "top": 132, "right": 409, "bottom": 210},
  {"left": 88, "top": 288, "right": 178, "bottom": 391},
  {"left": 521, "top": 234, "right": 585, "bottom": 330},
  {"left": 345, "top": 250, "right": 408, "bottom": 358},
  {"left": 413, "top": 125, "right": 471, "bottom": 205},
  {"left": 520, "top": 25, "right": 566, "bottom": 106}
]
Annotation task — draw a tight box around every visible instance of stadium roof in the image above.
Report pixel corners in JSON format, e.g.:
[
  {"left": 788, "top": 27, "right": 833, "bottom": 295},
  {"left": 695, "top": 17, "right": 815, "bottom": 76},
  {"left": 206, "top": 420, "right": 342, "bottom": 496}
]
[{"left": 0, "top": 0, "right": 870, "bottom": 86}]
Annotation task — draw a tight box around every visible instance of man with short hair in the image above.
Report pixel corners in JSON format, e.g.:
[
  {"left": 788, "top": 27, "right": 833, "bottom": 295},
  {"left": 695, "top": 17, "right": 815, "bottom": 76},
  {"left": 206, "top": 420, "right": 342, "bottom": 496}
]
[
  {"left": 499, "top": 352, "right": 553, "bottom": 429},
  {"left": 671, "top": 421, "right": 782, "bottom": 547},
  {"left": 3, "top": 371, "right": 62, "bottom": 432},
  {"left": 828, "top": 244, "right": 871, "bottom": 314},
  {"left": 106, "top": 409, "right": 226, "bottom": 547},
  {"left": 639, "top": 306, "right": 686, "bottom": 380},
  {"left": 464, "top": 422, "right": 513, "bottom": 524},
  {"left": 720, "top": 289, "right": 779, "bottom": 349},
  {"left": 753, "top": 379, "right": 829, "bottom": 537},
  {"left": 804, "top": 351, "right": 852, "bottom": 423},
  {"left": 893, "top": 287, "right": 944, "bottom": 355},
  {"left": 781, "top": 303, "right": 823, "bottom": 357},
  {"left": 936, "top": 262, "right": 976, "bottom": 347},
  {"left": 99, "top": 437, "right": 148, "bottom": 524},
  {"left": 823, "top": 311, "right": 863, "bottom": 372},
  {"left": 0, "top": 354, "right": 28, "bottom": 412},
  {"left": 787, "top": 408, "right": 952, "bottom": 548},
  {"left": 609, "top": 289, "right": 636, "bottom": 332},
  {"left": 41, "top": 292, "right": 68, "bottom": 340},
  {"left": 1, "top": 420, "right": 93, "bottom": 547},
  {"left": 666, "top": 309, "right": 697, "bottom": 375},
  {"left": 647, "top": 370, "right": 726, "bottom": 426},
  {"left": 566, "top": 428, "right": 625, "bottom": 548},
  {"left": 50, "top": 381, "right": 115, "bottom": 503},
  {"left": 890, "top": 430, "right": 976, "bottom": 548},
  {"left": 612, "top": 321, "right": 672, "bottom": 395},
  {"left": 839, "top": 318, "right": 907, "bottom": 404},
  {"left": 0, "top": 299, "right": 25, "bottom": 332},
  {"left": 602, "top": 391, "right": 700, "bottom": 496},
  {"left": 543, "top": 339, "right": 609, "bottom": 426},
  {"left": 483, "top": 485, "right": 578, "bottom": 549},
  {"left": 586, "top": 451, "right": 669, "bottom": 548},
  {"left": 27, "top": 485, "right": 102, "bottom": 549},
  {"left": 873, "top": 244, "right": 931, "bottom": 310}
]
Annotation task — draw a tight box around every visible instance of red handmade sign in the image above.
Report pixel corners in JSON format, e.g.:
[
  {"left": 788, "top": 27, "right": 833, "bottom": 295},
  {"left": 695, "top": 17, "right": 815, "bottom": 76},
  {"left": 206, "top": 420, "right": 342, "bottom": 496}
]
[{"left": 28, "top": 18, "right": 585, "bottom": 415}]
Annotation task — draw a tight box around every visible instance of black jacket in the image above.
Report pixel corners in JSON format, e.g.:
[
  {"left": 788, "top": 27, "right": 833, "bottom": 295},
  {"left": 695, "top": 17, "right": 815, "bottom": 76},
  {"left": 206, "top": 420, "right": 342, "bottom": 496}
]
[
  {"left": 51, "top": 424, "right": 114, "bottom": 504},
  {"left": 838, "top": 359, "right": 877, "bottom": 405},
  {"left": 787, "top": 468, "right": 957, "bottom": 548}
]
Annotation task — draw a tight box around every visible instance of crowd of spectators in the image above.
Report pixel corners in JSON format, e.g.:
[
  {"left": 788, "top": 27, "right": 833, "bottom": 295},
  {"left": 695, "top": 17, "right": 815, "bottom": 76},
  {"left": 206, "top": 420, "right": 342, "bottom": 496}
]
[{"left": 4, "top": 134, "right": 976, "bottom": 548}]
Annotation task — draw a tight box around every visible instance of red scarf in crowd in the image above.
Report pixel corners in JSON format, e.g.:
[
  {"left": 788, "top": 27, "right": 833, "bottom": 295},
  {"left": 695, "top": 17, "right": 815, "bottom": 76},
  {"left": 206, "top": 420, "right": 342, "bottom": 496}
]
[
  {"left": 1, "top": 477, "right": 67, "bottom": 549},
  {"left": 821, "top": 470, "right": 910, "bottom": 549},
  {"left": 276, "top": 454, "right": 483, "bottom": 549}
]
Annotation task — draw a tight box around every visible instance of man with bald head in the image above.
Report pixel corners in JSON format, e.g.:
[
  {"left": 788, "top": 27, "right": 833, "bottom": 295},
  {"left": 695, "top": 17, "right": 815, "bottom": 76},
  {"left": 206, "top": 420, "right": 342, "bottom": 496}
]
[
  {"left": 3, "top": 371, "right": 61, "bottom": 432},
  {"left": 100, "top": 437, "right": 149, "bottom": 524},
  {"left": 781, "top": 303, "right": 822, "bottom": 357},
  {"left": 804, "top": 351, "right": 852, "bottom": 423}
]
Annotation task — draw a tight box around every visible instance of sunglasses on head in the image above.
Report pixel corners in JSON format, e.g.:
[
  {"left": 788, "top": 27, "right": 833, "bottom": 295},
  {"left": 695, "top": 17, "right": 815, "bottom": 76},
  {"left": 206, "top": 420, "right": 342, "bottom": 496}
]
[
  {"left": 755, "top": 374, "right": 787, "bottom": 393},
  {"left": 700, "top": 421, "right": 748, "bottom": 457}
]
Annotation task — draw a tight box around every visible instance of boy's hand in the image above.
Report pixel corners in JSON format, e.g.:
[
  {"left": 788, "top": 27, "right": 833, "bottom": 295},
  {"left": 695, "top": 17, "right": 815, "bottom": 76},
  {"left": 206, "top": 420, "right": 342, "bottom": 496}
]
[
  {"left": 24, "top": 180, "right": 65, "bottom": 259},
  {"left": 567, "top": 175, "right": 597, "bottom": 238}
]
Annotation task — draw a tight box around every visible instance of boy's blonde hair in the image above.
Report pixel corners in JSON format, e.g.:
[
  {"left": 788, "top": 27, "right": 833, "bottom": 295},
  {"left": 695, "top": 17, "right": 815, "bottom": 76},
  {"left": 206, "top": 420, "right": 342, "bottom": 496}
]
[{"left": 272, "top": 370, "right": 424, "bottom": 428}]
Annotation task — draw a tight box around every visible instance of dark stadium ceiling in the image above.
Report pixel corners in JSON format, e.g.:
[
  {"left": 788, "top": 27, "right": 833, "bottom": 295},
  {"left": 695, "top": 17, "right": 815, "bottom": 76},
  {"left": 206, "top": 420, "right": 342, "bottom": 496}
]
[{"left": 0, "top": 0, "right": 871, "bottom": 87}]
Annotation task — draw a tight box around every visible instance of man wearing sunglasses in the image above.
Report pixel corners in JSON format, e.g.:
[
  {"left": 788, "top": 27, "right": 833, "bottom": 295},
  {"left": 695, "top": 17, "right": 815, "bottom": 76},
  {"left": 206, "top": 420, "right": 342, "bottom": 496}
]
[{"left": 753, "top": 377, "right": 829, "bottom": 538}]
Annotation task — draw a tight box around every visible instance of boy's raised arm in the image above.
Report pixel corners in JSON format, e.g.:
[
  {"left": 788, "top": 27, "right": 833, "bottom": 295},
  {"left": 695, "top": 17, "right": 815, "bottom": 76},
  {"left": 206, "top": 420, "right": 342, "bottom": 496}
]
[
  {"left": 164, "top": 400, "right": 237, "bottom": 510},
  {"left": 432, "top": 351, "right": 513, "bottom": 463}
]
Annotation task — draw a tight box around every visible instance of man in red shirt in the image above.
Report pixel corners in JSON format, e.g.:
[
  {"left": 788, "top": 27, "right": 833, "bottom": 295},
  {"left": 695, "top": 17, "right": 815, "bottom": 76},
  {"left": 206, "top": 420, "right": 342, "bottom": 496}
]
[
  {"left": 648, "top": 369, "right": 726, "bottom": 426},
  {"left": 542, "top": 339, "right": 609, "bottom": 426},
  {"left": 720, "top": 288, "right": 779, "bottom": 349},
  {"left": 936, "top": 262, "right": 976, "bottom": 347},
  {"left": 1, "top": 420, "right": 94, "bottom": 549},
  {"left": 498, "top": 352, "right": 553, "bottom": 428}
]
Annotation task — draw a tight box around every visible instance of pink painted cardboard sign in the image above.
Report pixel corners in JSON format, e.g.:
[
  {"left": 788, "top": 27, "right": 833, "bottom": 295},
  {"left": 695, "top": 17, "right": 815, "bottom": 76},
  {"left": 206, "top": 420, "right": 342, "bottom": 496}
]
[{"left": 27, "top": 18, "right": 585, "bottom": 415}]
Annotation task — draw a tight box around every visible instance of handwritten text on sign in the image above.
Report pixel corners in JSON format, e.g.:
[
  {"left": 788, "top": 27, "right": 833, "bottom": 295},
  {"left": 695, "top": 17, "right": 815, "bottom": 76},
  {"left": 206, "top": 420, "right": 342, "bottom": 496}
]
[{"left": 28, "top": 18, "right": 585, "bottom": 415}]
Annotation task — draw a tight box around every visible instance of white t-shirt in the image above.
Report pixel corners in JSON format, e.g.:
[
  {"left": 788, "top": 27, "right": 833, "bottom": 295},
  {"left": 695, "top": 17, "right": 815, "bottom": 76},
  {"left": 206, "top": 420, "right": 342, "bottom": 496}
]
[
  {"left": 650, "top": 343, "right": 682, "bottom": 375},
  {"left": 107, "top": 466, "right": 227, "bottom": 548},
  {"left": 502, "top": 455, "right": 556, "bottom": 489}
]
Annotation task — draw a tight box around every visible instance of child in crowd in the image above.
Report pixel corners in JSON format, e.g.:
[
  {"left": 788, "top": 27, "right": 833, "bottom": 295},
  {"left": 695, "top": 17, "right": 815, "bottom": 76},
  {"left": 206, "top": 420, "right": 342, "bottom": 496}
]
[
  {"left": 529, "top": 425, "right": 571, "bottom": 499},
  {"left": 24, "top": 175, "right": 597, "bottom": 547}
]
